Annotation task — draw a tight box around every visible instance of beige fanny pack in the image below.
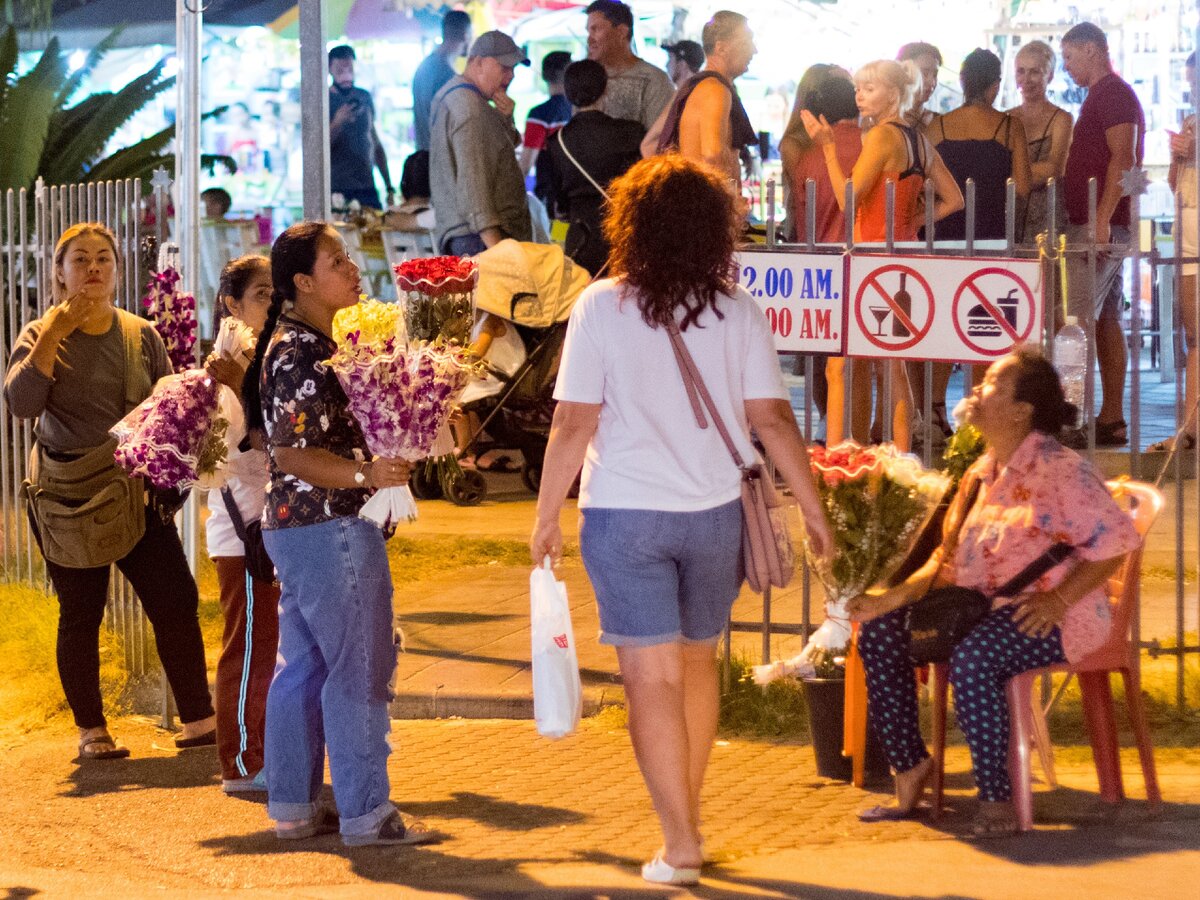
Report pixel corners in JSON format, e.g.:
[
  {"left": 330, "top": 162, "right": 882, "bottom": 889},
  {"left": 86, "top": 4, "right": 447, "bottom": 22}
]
[{"left": 23, "top": 310, "right": 152, "bottom": 569}]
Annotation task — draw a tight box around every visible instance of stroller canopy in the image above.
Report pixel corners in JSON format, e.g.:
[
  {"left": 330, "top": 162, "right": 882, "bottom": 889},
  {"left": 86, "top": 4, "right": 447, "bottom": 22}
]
[{"left": 474, "top": 240, "right": 590, "bottom": 328}]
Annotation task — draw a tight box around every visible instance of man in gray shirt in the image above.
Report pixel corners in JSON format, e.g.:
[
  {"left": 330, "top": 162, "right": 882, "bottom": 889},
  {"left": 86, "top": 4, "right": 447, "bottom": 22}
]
[
  {"left": 585, "top": 0, "right": 674, "bottom": 130},
  {"left": 430, "top": 31, "right": 533, "bottom": 256}
]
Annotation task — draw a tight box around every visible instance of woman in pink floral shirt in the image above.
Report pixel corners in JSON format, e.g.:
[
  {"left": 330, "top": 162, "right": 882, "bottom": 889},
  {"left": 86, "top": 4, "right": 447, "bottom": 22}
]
[{"left": 848, "top": 349, "right": 1140, "bottom": 836}]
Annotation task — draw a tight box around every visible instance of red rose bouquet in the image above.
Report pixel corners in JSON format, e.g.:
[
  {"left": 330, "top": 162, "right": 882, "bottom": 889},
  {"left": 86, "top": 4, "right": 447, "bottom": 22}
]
[
  {"left": 394, "top": 256, "right": 478, "bottom": 346},
  {"left": 754, "top": 442, "right": 948, "bottom": 683}
]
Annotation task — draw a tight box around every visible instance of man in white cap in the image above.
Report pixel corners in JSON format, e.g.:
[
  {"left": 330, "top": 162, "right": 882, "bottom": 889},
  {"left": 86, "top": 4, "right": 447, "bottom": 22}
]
[{"left": 430, "top": 31, "right": 534, "bottom": 256}]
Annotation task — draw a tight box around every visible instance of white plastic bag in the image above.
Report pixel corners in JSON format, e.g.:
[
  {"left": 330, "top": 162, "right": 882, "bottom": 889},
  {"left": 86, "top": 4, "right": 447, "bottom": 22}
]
[{"left": 530, "top": 557, "right": 581, "bottom": 738}]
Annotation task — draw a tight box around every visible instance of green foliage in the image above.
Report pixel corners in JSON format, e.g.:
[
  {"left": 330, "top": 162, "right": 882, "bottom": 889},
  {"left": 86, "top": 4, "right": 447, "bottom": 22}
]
[
  {"left": 940, "top": 423, "right": 986, "bottom": 487},
  {"left": 719, "top": 653, "right": 810, "bottom": 740},
  {"left": 0, "top": 25, "right": 220, "bottom": 195}
]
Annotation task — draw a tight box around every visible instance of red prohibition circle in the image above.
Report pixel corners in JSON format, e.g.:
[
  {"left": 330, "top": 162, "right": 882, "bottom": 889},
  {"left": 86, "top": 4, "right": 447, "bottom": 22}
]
[
  {"left": 853, "top": 264, "right": 935, "bottom": 352},
  {"left": 951, "top": 267, "right": 1036, "bottom": 357}
]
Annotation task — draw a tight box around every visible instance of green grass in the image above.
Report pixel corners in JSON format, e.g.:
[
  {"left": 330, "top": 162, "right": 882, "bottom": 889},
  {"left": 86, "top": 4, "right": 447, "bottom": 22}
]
[{"left": 0, "top": 582, "right": 129, "bottom": 733}]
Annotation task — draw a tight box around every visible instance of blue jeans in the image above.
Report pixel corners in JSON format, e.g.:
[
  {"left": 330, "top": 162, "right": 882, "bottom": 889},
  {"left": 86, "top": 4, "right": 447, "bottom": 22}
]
[
  {"left": 262, "top": 517, "right": 397, "bottom": 840},
  {"left": 579, "top": 500, "right": 743, "bottom": 646}
]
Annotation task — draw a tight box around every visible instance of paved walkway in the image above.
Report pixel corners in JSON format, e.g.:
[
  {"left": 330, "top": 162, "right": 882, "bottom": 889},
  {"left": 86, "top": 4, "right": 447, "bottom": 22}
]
[
  {"left": 390, "top": 481, "right": 1196, "bottom": 718},
  {"left": 1, "top": 716, "right": 1196, "bottom": 898}
]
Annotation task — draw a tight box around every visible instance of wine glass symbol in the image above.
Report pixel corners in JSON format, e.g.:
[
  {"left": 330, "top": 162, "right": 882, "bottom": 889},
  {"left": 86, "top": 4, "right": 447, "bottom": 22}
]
[{"left": 868, "top": 305, "right": 890, "bottom": 336}]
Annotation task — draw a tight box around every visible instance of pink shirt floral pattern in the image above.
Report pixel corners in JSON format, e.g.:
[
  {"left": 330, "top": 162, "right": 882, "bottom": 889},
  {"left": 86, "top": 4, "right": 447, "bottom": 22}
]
[{"left": 950, "top": 431, "right": 1140, "bottom": 661}]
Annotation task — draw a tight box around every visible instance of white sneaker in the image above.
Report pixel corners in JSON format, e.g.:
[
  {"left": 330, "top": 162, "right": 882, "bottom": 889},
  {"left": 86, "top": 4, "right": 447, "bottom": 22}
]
[
  {"left": 222, "top": 769, "right": 267, "bottom": 794},
  {"left": 641, "top": 854, "right": 700, "bottom": 885}
]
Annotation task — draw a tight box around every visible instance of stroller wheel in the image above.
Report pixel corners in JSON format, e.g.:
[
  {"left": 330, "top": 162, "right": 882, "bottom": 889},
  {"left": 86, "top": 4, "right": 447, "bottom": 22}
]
[
  {"left": 410, "top": 465, "right": 444, "bottom": 500},
  {"left": 520, "top": 463, "right": 542, "bottom": 493},
  {"left": 445, "top": 468, "right": 487, "bottom": 506}
]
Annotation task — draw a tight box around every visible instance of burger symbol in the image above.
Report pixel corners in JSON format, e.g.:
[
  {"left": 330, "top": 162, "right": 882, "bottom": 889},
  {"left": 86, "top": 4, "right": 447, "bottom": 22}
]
[{"left": 966, "top": 288, "right": 1020, "bottom": 337}]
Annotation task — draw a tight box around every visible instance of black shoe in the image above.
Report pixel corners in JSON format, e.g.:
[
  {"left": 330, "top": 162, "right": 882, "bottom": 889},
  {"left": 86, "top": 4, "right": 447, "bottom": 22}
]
[{"left": 174, "top": 729, "right": 217, "bottom": 749}]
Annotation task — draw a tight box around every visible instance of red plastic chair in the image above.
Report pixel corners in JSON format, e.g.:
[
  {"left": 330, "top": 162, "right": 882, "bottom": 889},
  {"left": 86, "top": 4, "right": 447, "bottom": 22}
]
[{"left": 930, "top": 479, "right": 1164, "bottom": 831}]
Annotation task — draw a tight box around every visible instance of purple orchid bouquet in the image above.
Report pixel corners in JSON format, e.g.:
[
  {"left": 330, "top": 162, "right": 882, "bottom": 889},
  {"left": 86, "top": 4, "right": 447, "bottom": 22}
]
[
  {"left": 110, "top": 370, "right": 228, "bottom": 491},
  {"left": 326, "top": 326, "right": 475, "bottom": 526},
  {"left": 143, "top": 267, "right": 198, "bottom": 373}
]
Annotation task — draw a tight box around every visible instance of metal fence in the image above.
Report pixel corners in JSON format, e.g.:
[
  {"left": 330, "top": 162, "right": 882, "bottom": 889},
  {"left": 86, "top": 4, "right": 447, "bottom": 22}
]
[
  {"left": 0, "top": 177, "right": 155, "bottom": 676},
  {"left": 733, "top": 172, "right": 1199, "bottom": 709}
]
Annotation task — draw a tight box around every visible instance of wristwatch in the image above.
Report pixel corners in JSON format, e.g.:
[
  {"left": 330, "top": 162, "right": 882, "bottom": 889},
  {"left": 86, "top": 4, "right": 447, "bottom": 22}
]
[{"left": 354, "top": 461, "right": 370, "bottom": 485}]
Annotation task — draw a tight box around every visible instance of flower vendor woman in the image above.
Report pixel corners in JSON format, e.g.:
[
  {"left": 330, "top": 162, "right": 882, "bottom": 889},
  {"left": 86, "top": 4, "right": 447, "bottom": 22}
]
[
  {"left": 242, "top": 222, "right": 438, "bottom": 847},
  {"left": 848, "top": 350, "right": 1140, "bottom": 837},
  {"left": 4, "top": 222, "right": 215, "bottom": 760},
  {"left": 530, "top": 156, "right": 833, "bottom": 886}
]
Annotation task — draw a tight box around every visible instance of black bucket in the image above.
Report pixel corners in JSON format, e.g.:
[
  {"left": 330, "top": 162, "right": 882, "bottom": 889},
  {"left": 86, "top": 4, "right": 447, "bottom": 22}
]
[{"left": 802, "top": 677, "right": 890, "bottom": 783}]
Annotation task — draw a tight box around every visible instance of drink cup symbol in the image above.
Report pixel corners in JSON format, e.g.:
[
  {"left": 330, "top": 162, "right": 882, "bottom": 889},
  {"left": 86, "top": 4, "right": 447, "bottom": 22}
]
[{"left": 997, "top": 289, "right": 1019, "bottom": 328}]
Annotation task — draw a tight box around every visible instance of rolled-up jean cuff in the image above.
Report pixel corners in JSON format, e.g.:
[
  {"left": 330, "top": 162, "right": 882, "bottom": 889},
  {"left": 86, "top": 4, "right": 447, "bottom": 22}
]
[
  {"left": 600, "top": 629, "right": 682, "bottom": 648},
  {"left": 340, "top": 800, "right": 396, "bottom": 841},
  {"left": 268, "top": 800, "right": 317, "bottom": 823},
  {"left": 680, "top": 631, "right": 724, "bottom": 645}
]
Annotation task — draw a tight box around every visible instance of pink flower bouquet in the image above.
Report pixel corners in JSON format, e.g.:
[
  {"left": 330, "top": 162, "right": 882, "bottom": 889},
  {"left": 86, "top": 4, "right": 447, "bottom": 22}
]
[
  {"left": 143, "top": 267, "right": 198, "bottom": 373},
  {"left": 327, "top": 301, "right": 477, "bottom": 526},
  {"left": 110, "top": 370, "right": 228, "bottom": 491}
]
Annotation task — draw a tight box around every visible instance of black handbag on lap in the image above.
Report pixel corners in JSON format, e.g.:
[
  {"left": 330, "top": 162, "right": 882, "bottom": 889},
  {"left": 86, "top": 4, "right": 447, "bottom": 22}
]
[{"left": 905, "top": 477, "right": 1075, "bottom": 665}]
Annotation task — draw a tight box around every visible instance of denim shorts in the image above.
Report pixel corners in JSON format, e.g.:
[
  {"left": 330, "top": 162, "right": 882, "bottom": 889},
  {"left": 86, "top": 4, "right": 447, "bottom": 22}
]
[{"left": 579, "top": 500, "right": 743, "bottom": 646}]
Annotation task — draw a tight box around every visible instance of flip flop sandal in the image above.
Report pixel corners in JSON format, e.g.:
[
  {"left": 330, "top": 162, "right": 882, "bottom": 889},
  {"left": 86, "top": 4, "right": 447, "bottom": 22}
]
[
  {"left": 276, "top": 807, "right": 340, "bottom": 840},
  {"left": 475, "top": 454, "right": 521, "bottom": 474},
  {"left": 969, "top": 809, "right": 1020, "bottom": 839},
  {"left": 1148, "top": 434, "right": 1196, "bottom": 453},
  {"left": 78, "top": 735, "right": 130, "bottom": 761},
  {"left": 857, "top": 799, "right": 932, "bottom": 822},
  {"left": 1094, "top": 420, "right": 1128, "bottom": 447},
  {"left": 342, "top": 811, "right": 446, "bottom": 847}
]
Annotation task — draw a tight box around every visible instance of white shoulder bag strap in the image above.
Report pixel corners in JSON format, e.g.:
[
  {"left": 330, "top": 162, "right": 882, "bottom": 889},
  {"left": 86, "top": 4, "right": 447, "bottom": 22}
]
[{"left": 556, "top": 129, "right": 610, "bottom": 201}]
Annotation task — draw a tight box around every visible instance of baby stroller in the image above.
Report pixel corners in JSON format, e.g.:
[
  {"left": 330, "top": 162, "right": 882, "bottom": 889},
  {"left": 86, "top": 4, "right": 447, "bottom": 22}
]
[{"left": 409, "top": 240, "right": 589, "bottom": 505}]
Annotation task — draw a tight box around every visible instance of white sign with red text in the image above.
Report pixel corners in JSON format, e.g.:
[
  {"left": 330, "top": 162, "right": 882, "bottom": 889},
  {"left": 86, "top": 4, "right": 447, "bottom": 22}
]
[
  {"left": 845, "top": 254, "right": 1044, "bottom": 363},
  {"left": 735, "top": 250, "right": 846, "bottom": 354}
]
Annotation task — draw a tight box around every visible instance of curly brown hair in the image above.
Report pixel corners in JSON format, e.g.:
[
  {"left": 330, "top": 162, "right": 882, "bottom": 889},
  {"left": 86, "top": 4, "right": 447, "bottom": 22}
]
[{"left": 602, "top": 154, "right": 739, "bottom": 332}]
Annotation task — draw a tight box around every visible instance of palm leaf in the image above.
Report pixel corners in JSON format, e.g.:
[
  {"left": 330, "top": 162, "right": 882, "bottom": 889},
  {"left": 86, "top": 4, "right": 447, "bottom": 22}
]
[
  {"left": 54, "top": 27, "right": 124, "bottom": 108},
  {"left": 0, "top": 27, "right": 19, "bottom": 113},
  {"left": 84, "top": 106, "right": 227, "bottom": 183},
  {"left": 41, "top": 61, "right": 174, "bottom": 186},
  {"left": 0, "top": 36, "right": 67, "bottom": 193}
]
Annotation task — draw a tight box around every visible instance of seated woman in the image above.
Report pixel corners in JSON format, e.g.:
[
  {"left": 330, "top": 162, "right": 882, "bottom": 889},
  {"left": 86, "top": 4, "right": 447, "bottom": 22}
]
[{"left": 848, "top": 349, "right": 1140, "bottom": 837}]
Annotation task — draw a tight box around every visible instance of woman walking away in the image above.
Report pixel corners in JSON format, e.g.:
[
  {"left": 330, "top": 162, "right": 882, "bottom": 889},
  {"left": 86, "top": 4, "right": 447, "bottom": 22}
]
[
  {"left": 204, "top": 255, "right": 278, "bottom": 793},
  {"left": 1010, "top": 40, "right": 1073, "bottom": 244},
  {"left": 849, "top": 350, "right": 1139, "bottom": 836},
  {"left": 5, "top": 223, "right": 215, "bottom": 760},
  {"left": 244, "top": 222, "right": 439, "bottom": 846},
  {"left": 530, "top": 156, "right": 833, "bottom": 885},
  {"left": 802, "top": 59, "right": 963, "bottom": 451}
]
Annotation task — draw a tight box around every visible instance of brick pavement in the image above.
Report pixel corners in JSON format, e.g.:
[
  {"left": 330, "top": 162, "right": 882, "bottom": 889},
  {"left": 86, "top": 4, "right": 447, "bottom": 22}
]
[{"left": 1, "top": 716, "right": 1196, "bottom": 897}]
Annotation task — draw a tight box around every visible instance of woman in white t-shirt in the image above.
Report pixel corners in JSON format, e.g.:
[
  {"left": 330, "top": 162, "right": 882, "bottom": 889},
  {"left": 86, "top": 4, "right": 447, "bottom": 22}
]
[
  {"left": 204, "top": 255, "right": 279, "bottom": 793},
  {"left": 530, "top": 155, "right": 833, "bottom": 886}
]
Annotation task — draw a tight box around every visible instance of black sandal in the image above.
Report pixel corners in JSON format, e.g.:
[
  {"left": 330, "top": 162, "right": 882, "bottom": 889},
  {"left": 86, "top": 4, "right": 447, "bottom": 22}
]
[
  {"left": 1094, "top": 419, "right": 1128, "bottom": 447},
  {"left": 931, "top": 402, "right": 954, "bottom": 438},
  {"left": 78, "top": 734, "right": 130, "bottom": 760}
]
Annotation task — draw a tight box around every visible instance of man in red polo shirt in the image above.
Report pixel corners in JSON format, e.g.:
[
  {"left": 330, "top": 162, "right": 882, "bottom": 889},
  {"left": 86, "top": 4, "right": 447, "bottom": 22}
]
[{"left": 1061, "top": 22, "right": 1144, "bottom": 447}]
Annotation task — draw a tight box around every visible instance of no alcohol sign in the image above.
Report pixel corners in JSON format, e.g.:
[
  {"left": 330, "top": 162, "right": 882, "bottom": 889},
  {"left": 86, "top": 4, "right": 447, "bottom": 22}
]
[{"left": 846, "top": 255, "right": 1044, "bottom": 363}]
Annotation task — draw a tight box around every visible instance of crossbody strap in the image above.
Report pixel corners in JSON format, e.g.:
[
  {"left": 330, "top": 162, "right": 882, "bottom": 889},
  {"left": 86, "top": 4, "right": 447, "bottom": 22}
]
[
  {"left": 991, "top": 542, "right": 1074, "bottom": 599},
  {"left": 117, "top": 309, "right": 150, "bottom": 413},
  {"left": 664, "top": 320, "right": 747, "bottom": 471},
  {"left": 555, "top": 129, "right": 610, "bottom": 201},
  {"left": 219, "top": 486, "right": 250, "bottom": 544}
]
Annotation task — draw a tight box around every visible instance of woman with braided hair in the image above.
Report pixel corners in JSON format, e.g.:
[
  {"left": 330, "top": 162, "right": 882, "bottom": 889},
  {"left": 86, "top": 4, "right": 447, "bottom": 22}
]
[{"left": 242, "top": 222, "right": 439, "bottom": 847}]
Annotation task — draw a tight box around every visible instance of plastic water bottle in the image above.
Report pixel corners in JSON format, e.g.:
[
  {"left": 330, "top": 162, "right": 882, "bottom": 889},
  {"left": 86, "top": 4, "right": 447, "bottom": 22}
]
[{"left": 1054, "top": 316, "right": 1087, "bottom": 425}]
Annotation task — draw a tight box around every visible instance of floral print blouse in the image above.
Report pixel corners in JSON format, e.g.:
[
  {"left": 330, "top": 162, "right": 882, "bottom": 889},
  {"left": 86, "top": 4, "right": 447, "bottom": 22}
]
[
  {"left": 261, "top": 317, "right": 371, "bottom": 529},
  {"left": 950, "top": 430, "right": 1140, "bottom": 661}
]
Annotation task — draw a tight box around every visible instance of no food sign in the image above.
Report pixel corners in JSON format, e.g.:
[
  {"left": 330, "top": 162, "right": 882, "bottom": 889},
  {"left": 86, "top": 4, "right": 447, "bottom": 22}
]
[{"left": 845, "top": 255, "right": 1044, "bottom": 363}]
